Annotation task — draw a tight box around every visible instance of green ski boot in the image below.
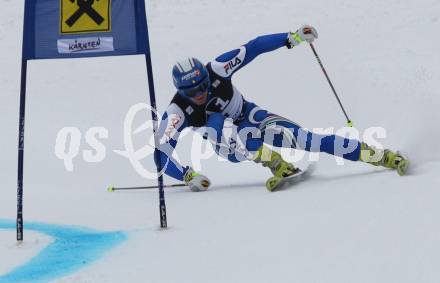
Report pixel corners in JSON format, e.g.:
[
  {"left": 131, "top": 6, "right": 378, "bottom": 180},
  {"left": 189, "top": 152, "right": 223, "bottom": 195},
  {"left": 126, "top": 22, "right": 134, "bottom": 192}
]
[
  {"left": 254, "top": 146, "right": 301, "bottom": 191},
  {"left": 359, "top": 142, "right": 409, "bottom": 176}
]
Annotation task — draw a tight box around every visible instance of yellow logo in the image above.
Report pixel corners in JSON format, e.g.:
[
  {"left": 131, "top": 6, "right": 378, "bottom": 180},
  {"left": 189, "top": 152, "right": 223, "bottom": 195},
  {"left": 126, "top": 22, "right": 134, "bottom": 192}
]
[{"left": 60, "top": 0, "right": 111, "bottom": 34}]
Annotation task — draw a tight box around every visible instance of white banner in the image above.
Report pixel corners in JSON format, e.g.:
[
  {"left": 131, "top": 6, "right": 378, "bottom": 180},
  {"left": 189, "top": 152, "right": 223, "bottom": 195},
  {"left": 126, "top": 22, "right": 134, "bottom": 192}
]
[{"left": 57, "top": 37, "right": 114, "bottom": 54}]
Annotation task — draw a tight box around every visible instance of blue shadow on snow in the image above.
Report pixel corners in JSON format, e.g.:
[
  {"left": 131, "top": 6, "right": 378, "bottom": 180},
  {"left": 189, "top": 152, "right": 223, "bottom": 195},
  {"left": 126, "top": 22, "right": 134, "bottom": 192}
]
[{"left": 0, "top": 219, "right": 127, "bottom": 283}]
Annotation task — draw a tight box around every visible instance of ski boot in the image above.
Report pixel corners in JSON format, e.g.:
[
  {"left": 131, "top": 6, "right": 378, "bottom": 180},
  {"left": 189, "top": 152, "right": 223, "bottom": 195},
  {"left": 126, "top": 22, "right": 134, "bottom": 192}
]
[
  {"left": 359, "top": 142, "right": 409, "bottom": 176},
  {"left": 254, "top": 145, "right": 302, "bottom": 191}
]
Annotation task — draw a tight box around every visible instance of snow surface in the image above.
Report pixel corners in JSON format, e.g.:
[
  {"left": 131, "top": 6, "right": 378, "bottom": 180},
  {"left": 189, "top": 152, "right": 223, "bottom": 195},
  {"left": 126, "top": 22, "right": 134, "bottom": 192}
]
[
  {"left": 0, "top": 230, "right": 52, "bottom": 276},
  {"left": 1, "top": 0, "right": 440, "bottom": 282}
]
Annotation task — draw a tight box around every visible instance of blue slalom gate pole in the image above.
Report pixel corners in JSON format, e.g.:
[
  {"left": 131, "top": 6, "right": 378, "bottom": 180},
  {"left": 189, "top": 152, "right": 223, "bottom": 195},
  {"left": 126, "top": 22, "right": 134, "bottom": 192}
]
[
  {"left": 144, "top": 53, "right": 168, "bottom": 228},
  {"left": 17, "top": 58, "right": 28, "bottom": 242},
  {"left": 140, "top": 0, "right": 167, "bottom": 228}
]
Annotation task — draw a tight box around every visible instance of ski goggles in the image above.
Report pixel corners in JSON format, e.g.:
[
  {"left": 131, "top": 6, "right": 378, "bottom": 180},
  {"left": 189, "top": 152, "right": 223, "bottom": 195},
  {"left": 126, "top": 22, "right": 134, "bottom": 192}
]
[{"left": 179, "top": 76, "right": 210, "bottom": 98}]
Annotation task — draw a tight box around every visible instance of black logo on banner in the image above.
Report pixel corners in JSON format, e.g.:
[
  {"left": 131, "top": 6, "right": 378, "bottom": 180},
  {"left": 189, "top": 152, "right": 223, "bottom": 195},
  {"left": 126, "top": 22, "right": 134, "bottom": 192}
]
[
  {"left": 66, "top": 0, "right": 104, "bottom": 27},
  {"left": 60, "top": 0, "right": 111, "bottom": 34}
]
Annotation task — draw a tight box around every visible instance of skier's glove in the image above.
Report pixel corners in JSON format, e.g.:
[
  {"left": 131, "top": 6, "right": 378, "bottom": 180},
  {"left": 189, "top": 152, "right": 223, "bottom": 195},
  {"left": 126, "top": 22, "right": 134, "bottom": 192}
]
[
  {"left": 184, "top": 167, "right": 210, "bottom": 192},
  {"left": 287, "top": 25, "right": 318, "bottom": 48}
]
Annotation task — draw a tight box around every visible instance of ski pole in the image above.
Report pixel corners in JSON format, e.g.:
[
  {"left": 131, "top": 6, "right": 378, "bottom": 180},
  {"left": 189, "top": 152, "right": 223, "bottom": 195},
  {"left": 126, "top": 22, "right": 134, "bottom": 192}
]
[
  {"left": 309, "top": 43, "right": 353, "bottom": 127},
  {"left": 107, "top": 183, "right": 187, "bottom": 192}
]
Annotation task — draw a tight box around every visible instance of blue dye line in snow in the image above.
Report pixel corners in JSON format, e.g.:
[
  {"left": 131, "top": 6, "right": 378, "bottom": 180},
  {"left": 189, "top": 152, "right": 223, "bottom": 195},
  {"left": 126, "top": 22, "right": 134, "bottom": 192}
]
[{"left": 0, "top": 219, "right": 127, "bottom": 283}]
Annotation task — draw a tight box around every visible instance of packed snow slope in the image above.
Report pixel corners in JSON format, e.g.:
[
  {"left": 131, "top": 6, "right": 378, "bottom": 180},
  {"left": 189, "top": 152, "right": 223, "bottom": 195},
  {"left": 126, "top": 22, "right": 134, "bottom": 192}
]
[{"left": 1, "top": 0, "right": 440, "bottom": 282}]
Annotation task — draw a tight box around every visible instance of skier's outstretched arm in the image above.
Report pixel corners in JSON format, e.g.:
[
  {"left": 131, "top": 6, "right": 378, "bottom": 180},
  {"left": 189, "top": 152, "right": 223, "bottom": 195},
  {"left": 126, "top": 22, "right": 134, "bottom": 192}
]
[
  {"left": 155, "top": 103, "right": 210, "bottom": 191},
  {"left": 155, "top": 103, "right": 187, "bottom": 181},
  {"left": 209, "top": 25, "right": 318, "bottom": 78}
]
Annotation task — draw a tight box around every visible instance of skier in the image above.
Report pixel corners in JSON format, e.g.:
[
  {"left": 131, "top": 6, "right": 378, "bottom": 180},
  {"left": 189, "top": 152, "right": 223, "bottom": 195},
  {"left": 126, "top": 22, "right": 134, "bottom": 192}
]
[{"left": 155, "top": 25, "right": 409, "bottom": 192}]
